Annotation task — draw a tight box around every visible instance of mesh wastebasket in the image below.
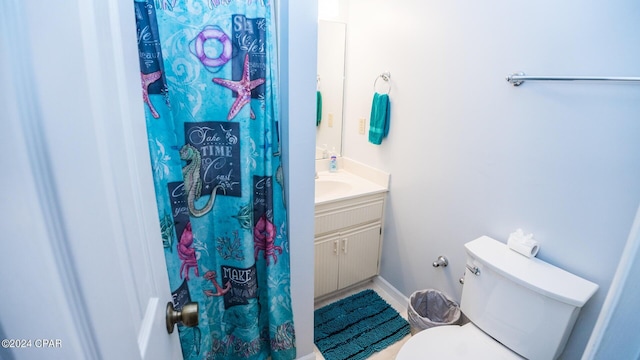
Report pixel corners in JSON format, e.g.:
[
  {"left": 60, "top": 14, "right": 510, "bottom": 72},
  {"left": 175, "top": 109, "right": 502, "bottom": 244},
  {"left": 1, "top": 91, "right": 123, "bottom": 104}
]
[{"left": 407, "top": 289, "right": 461, "bottom": 335}]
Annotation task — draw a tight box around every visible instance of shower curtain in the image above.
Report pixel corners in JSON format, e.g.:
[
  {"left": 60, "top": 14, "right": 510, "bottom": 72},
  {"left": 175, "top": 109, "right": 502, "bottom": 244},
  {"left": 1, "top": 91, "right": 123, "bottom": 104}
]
[{"left": 133, "top": 1, "right": 295, "bottom": 359}]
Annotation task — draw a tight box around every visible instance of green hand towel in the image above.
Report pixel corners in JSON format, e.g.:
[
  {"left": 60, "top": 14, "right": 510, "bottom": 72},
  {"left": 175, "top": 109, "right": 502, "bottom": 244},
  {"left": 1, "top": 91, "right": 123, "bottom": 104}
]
[
  {"left": 316, "top": 91, "right": 322, "bottom": 126},
  {"left": 368, "top": 93, "right": 390, "bottom": 145}
]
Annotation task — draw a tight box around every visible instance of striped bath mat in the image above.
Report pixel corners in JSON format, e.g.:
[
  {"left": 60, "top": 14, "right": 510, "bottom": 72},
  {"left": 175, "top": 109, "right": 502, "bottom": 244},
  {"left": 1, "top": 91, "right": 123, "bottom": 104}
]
[{"left": 314, "top": 289, "right": 410, "bottom": 360}]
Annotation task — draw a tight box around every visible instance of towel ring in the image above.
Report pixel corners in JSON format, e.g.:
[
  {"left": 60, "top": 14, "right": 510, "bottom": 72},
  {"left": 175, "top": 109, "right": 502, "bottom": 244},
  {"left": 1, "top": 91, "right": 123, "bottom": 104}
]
[{"left": 373, "top": 72, "right": 391, "bottom": 94}]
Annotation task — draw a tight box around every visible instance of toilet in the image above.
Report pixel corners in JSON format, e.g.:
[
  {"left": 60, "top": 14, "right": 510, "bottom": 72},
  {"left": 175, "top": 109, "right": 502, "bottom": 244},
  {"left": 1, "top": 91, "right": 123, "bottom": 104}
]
[{"left": 397, "top": 236, "right": 599, "bottom": 360}]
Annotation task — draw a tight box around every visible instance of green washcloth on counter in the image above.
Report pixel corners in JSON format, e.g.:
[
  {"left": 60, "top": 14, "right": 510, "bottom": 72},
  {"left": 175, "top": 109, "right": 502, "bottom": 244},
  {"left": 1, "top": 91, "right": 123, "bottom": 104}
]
[
  {"left": 316, "top": 91, "right": 322, "bottom": 126},
  {"left": 368, "top": 92, "right": 390, "bottom": 145}
]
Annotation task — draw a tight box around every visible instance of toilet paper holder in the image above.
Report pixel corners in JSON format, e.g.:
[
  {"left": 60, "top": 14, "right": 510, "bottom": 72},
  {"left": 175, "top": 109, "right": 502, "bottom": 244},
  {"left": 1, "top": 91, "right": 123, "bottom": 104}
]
[{"left": 432, "top": 256, "right": 448, "bottom": 268}]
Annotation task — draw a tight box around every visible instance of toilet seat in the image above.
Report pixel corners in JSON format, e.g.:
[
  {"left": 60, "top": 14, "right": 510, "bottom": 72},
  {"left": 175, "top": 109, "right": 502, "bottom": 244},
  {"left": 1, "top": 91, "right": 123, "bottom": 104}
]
[{"left": 396, "top": 323, "right": 524, "bottom": 360}]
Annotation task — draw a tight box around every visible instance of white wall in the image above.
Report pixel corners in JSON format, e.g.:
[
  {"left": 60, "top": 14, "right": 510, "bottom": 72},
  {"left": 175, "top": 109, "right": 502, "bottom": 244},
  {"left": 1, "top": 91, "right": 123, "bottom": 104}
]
[
  {"left": 340, "top": 0, "right": 640, "bottom": 358},
  {"left": 278, "top": 0, "right": 317, "bottom": 358}
]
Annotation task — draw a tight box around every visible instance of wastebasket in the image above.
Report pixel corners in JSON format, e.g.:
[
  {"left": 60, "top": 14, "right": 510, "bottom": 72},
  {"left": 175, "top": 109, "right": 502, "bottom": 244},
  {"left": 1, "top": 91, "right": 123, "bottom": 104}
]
[{"left": 407, "top": 289, "right": 461, "bottom": 335}]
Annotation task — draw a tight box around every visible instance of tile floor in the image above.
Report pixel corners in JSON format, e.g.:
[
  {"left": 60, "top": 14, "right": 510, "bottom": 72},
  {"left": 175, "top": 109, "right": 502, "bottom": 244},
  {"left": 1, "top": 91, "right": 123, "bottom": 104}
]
[{"left": 313, "top": 281, "right": 412, "bottom": 360}]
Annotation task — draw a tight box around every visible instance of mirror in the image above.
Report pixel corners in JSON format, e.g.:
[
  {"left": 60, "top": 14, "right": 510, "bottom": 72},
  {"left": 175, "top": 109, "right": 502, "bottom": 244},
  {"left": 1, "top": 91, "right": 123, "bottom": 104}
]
[{"left": 316, "top": 20, "right": 346, "bottom": 159}]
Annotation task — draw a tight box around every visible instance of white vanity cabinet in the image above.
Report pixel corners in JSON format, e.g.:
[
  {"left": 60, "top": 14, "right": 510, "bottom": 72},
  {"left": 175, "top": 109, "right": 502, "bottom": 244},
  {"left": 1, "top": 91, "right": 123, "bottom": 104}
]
[{"left": 314, "top": 193, "right": 386, "bottom": 298}]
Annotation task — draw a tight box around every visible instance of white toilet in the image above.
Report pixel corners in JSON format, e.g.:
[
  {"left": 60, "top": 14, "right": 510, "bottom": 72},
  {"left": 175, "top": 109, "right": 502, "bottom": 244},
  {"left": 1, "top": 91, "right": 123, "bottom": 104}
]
[{"left": 397, "top": 236, "right": 599, "bottom": 360}]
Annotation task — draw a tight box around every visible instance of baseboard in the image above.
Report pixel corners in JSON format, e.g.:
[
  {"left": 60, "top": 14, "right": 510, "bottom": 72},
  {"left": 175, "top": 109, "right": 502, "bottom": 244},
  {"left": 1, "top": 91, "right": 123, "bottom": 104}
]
[
  {"left": 296, "top": 352, "right": 316, "bottom": 360},
  {"left": 373, "top": 276, "right": 409, "bottom": 309}
]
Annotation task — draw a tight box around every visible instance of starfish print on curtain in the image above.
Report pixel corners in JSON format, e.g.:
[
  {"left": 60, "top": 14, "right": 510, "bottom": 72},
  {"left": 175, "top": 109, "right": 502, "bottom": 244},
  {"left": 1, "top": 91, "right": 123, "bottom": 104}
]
[
  {"left": 141, "top": 71, "right": 162, "bottom": 119},
  {"left": 213, "top": 54, "right": 265, "bottom": 120}
]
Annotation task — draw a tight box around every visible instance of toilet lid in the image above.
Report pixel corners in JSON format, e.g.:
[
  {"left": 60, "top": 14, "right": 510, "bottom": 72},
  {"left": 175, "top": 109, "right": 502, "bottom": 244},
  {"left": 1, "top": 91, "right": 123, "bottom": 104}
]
[{"left": 396, "top": 323, "right": 524, "bottom": 360}]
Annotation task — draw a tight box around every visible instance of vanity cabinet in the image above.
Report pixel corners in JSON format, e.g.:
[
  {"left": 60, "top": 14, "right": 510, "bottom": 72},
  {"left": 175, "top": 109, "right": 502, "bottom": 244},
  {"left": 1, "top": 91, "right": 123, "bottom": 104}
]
[{"left": 314, "top": 193, "right": 385, "bottom": 298}]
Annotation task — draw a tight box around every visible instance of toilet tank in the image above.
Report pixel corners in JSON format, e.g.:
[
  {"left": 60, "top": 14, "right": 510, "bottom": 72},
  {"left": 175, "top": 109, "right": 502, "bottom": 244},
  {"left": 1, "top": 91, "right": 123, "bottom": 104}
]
[{"left": 461, "top": 236, "right": 598, "bottom": 360}]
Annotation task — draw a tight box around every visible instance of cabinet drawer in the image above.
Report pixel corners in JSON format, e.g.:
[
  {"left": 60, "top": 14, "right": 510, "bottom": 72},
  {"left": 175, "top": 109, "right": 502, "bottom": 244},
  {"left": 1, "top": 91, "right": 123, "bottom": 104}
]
[{"left": 314, "top": 196, "right": 384, "bottom": 236}]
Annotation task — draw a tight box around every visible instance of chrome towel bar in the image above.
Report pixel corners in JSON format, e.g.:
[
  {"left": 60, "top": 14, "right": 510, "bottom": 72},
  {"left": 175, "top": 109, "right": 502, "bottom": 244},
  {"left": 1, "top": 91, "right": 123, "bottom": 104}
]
[{"left": 506, "top": 72, "right": 640, "bottom": 86}]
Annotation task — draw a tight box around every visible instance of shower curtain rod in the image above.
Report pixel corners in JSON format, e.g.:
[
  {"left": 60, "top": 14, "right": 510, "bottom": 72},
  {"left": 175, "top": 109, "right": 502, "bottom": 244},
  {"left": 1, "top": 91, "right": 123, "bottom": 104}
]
[{"left": 506, "top": 72, "right": 640, "bottom": 86}]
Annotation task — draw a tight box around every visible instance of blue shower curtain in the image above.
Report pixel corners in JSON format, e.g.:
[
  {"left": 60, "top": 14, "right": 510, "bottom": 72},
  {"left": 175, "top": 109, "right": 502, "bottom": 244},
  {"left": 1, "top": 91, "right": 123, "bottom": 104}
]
[{"left": 133, "top": 1, "right": 295, "bottom": 359}]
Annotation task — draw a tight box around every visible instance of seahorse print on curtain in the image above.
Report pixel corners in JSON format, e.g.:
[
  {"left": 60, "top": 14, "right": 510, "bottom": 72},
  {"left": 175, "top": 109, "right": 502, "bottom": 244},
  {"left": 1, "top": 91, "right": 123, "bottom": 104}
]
[{"left": 133, "top": 1, "right": 296, "bottom": 359}]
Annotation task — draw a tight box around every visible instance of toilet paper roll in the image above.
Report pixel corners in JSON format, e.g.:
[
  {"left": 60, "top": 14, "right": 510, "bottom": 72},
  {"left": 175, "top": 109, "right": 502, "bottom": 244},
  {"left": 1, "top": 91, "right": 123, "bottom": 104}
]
[{"left": 508, "top": 237, "right": 539, "bottom": 258}]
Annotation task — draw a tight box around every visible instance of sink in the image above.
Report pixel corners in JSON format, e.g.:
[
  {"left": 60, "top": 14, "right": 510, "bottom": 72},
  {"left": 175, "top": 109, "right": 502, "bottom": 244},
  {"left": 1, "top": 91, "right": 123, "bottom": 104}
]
[
  {"left": 314, "top": 170, "right": 387, "bottom": 204},
  {"left": 315, "top": 179, "right": 353, "bottom": 199}
]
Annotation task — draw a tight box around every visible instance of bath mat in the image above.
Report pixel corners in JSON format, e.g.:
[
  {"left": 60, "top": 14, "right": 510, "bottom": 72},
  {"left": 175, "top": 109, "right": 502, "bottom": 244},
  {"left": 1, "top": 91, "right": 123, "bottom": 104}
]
[{"left": 314, "top": 289, "right": 410, "bottom": 360}]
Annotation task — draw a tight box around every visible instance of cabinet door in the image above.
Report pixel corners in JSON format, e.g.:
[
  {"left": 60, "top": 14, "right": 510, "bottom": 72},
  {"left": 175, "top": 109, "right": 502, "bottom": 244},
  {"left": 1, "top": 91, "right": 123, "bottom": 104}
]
[
  {"left": 338, "top": 224, "right": 382, "bottom": 289},
  {"left": 314, "top": 237, "right": 340, "bottom": 298}
]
